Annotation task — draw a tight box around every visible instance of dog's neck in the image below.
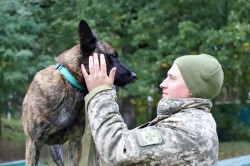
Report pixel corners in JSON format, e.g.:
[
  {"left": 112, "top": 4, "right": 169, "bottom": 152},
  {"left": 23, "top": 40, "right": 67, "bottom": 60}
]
[
  {"left": 56, "top": 63, "right": 85, "bottom": 91},
  {"left": 55, "top": 45, "right": 87, "bottom": 91}
]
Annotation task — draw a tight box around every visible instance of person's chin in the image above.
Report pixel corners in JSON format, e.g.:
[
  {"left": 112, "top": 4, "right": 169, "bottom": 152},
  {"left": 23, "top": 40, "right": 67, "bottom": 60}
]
[{"left": 162, "top": 94, "right": 169, "bottom": 98}]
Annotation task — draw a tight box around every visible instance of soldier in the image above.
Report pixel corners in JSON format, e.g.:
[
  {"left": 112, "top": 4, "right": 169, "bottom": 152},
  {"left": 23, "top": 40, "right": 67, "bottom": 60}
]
[{"left": 81, "top": 53, "right": 224, "bottom": 165}]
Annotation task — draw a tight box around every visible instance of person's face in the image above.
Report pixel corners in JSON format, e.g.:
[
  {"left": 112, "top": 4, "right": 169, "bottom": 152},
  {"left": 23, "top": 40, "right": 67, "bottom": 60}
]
[{"left": 160, "top": 64, "right": 191, "bottom": 98}]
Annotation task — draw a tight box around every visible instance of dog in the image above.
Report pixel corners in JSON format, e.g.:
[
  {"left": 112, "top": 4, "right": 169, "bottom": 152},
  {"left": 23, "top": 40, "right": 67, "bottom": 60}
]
[{"left": 22, "top": 19, "right": 136, "bottom": 166}]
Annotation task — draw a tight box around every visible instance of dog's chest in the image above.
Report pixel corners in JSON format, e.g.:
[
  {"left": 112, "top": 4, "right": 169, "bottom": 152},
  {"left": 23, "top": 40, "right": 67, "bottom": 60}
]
[
  {"left": 56, "top": 87, "right": 85, "bottom": 126},
  {"left": 45, "top": 87, "right": 86, "bottom": 144}
]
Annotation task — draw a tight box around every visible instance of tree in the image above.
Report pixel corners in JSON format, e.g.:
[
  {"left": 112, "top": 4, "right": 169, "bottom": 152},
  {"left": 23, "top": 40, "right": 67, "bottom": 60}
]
[
  {"left": 78, "top": 0, "right": 250, "bottom": 123},
  {"left": 0, "top": 0, "right": 80, "bottom": 118},
  {"left": 0, "top": 0, "right": 249, "bottom": 139}
]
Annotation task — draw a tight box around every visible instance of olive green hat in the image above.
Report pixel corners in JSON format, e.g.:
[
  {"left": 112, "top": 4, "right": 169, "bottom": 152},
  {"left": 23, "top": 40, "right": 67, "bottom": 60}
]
[{"left": 174, "top": 54, "right": 224, "bottom": 99}]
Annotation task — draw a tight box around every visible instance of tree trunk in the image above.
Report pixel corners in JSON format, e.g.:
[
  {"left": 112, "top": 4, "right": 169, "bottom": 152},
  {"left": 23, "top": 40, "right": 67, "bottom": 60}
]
[{"left": 0, "top": 114, "right": 2, "bottom": 136}]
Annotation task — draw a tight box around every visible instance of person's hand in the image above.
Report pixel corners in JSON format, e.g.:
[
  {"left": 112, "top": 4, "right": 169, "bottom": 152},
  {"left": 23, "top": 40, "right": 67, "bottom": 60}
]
[{"left": 81, "top": 53, "right": 116, "bottom": 92}]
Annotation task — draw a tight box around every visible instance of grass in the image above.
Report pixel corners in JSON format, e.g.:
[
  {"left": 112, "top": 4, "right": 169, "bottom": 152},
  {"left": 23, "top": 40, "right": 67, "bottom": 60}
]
[
  {"left": 1, "top": 118, "right": 250, "bottom": 162},
  {"left": 219, "top": 141, "right": 250, "bottom": 160}
]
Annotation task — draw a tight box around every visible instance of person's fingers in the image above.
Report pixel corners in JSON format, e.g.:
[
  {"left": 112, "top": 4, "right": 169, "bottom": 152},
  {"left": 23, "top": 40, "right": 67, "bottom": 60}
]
[
  {"left": 81, "top": 64, "right": 89, "bottom": 79},
  {"left": 89, "top": 56, "right": 94, "bottom": 74},
  {"left": 100, "top": 54, "right": 106, "bottom": 73},
  {"left": 109, "top": 67, "right": 117, "bottom": 84},
  {"left": 93, "top": 53, "right": 100, "bottom": 71}
]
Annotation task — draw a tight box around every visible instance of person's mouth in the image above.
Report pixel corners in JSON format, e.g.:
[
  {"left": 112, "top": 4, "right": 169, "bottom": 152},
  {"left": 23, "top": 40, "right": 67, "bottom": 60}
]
[
  {"left": 162, "top": 92, "right": 168, "bottom": 97},
  {"left": 162, "top": 91, "right": 168, "bottom": 95}
]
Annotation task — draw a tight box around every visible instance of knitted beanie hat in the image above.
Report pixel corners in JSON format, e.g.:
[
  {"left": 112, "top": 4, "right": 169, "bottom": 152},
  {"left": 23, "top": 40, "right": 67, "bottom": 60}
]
[{"left": 174, "top": 54, "right": 224, "bottom": 99}]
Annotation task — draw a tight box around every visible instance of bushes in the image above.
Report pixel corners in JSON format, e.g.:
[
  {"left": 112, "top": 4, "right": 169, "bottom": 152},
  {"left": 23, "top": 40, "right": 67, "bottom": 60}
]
[{"left": 0, "top": 118, "right": 26, "bottom": 145}]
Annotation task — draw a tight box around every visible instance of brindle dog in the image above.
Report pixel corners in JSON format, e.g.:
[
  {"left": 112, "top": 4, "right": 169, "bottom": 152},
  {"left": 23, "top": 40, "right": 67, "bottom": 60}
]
[{"left": 22, "top": 19, "right": 136, "bottom": 166}]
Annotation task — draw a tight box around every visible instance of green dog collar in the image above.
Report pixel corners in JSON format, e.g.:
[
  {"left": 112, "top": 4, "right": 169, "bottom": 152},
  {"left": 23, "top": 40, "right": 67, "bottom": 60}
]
[{"left": 55, "top": 63, "right": 84, "bottom": 91}]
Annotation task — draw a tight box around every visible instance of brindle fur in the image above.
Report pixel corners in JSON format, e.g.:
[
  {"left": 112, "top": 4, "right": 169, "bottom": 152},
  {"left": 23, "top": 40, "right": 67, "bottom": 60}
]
[{"left": 22, "top": 20, "right": 136, "bottom": 166}]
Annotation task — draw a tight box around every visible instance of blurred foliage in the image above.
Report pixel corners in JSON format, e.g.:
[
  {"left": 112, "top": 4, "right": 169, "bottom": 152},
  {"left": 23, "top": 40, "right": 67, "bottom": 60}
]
[
  {"left": 0, "top": 0, "right": 249, "bottom": 140},
  {"left": 0, "top": 118, "right": 26, "bottom": 145},
  {"left": 0, "top": 0, "right": 80, "bottom": 115},
  {"left": 212, "top": 104, "right": 250, "bottom": 141},
  {"left": 78, "top": 0, "right": 250, "bottom": 103}
]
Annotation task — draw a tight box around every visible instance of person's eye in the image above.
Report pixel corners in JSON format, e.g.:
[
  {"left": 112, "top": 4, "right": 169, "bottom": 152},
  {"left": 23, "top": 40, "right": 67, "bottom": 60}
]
[{"left": 170, "top": 76, "right": 176, "bottom": 80}]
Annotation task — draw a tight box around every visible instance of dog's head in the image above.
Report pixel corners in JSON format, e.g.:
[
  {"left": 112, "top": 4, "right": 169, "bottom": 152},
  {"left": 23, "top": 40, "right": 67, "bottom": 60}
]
[{"left": 78, "top": 19, "right": 136, "bottom": 87}]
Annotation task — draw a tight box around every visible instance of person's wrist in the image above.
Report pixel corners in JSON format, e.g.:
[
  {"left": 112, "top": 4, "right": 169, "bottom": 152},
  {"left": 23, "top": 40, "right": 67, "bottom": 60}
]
[
  {"left": 85, "top": 84, "right": 112, "bottom": 106},
  {"left": 89, "top": 84, "right": 112, "bottom": 93},
  {"left": 88, "top": 83, "right": 111, "bottom": 92}
]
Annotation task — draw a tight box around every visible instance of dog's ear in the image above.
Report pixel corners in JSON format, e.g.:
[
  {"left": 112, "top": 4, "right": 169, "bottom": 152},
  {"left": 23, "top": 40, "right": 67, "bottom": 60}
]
[{"left": 78, "top": 19, "right": 97, "bottom": 57}]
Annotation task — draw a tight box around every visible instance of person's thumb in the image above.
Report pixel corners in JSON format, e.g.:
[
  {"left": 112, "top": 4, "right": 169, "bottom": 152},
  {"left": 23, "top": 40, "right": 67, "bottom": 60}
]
[{"left": 109, "top": 67, "right": 116, "bottom": 84}]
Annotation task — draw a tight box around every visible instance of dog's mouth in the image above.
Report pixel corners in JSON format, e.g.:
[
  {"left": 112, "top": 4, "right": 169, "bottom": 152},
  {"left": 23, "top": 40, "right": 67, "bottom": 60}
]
[{"left": 114, "top": 72, "right": 137, "bottom": 87}]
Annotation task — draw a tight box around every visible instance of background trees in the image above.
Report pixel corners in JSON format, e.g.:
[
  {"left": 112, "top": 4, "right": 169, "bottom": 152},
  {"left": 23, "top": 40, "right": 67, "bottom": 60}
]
[{"left": 0, "top": 0, "right": 249, "bottom": 140}]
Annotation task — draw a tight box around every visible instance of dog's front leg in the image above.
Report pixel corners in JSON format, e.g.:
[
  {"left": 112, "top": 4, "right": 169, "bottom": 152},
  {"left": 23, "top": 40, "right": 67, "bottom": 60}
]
[
  {"left": 25, "top": 139, "right": 41, "bottom": 166},
  {"left": 68, "top": 139, "right": 82, "bottom": 166},
  {"left": 50, "top": 144, "right": 64, "bottom": 166}
]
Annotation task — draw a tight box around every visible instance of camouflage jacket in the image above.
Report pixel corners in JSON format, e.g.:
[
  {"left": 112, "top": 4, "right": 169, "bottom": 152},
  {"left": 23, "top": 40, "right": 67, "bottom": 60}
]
[{"left": 84, "top": 85, "right": 218, "bottom": 166}]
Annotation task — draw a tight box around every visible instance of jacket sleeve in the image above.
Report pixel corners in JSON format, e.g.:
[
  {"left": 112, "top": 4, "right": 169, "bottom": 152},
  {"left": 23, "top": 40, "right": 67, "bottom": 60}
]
[{"left": 84, "top": 86, "right": 198, "bottom": 165}]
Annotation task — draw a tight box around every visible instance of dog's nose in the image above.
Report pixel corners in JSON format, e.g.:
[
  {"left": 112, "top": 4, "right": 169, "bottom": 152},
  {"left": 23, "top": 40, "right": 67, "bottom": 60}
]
[{"left": 131, "top": 72, "right": 137, "bottom": 79}]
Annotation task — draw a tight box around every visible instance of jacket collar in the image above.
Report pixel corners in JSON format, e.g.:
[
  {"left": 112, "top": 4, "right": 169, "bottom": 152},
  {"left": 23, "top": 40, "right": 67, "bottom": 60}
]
[
  {"left": 139, "top": 98, "right": 212, "bottom": 128},
  {"left": 157, "top": 98, "right": 212, "bottom": 116}
]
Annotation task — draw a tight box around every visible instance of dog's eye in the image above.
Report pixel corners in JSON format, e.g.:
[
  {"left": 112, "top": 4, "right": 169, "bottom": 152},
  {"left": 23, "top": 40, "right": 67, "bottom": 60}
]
[{"left": 106, "top": 52, "right": 118, "bottom": 59}]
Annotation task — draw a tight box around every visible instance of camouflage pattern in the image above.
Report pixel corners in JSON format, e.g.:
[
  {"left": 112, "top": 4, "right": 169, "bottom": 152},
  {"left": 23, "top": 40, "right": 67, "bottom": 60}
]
[{"left": 85, "top": 87, "right": 218, "bottom": 166}]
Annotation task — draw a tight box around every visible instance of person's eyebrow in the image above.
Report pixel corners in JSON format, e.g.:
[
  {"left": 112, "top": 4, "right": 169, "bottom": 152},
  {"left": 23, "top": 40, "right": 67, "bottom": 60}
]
[{"left": 168, "top": 73, "right": 177, "bottom": 79}]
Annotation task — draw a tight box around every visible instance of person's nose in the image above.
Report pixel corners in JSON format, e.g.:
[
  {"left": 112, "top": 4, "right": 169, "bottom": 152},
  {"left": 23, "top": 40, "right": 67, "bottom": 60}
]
[{"left": 160, "top": 78, "right": 168, "bottom": 89}]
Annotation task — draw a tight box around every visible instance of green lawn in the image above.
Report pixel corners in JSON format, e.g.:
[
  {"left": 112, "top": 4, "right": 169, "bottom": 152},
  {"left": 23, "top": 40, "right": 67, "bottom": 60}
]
[
  {"left": 219, "top": 141, "right": 250, "bottom": 160},
  {"left": 0, "top": 118, "right": 26, "bottom": 145}
]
